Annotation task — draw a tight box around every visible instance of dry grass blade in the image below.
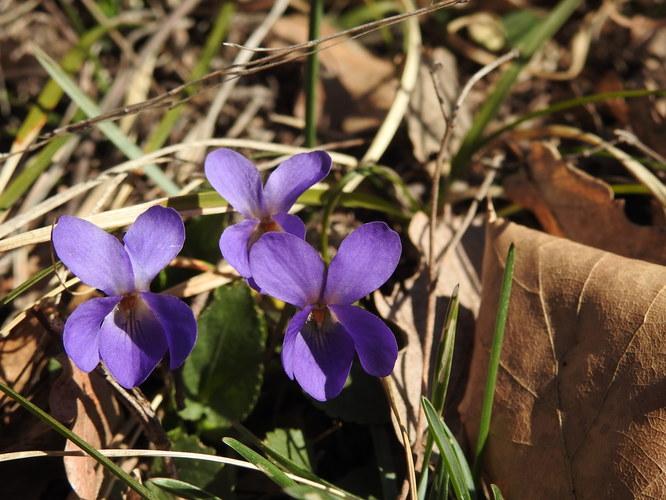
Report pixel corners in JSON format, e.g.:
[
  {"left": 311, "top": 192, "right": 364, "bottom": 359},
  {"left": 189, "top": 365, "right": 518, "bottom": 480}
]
[{"left": 0, "top": 0, "right": 465, "bottom": 162}]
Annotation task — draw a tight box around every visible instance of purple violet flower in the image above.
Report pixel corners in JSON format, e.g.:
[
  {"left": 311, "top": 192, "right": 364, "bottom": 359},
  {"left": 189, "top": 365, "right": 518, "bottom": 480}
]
[
  {"left": 204, "top": 148, "right": 331, "bottom": 280},
  {"left": 249, "top": 222, "right": 401, "bottom": 401},
  {"left": 52, "top": 205, "right": 197, "bottom": 388}
]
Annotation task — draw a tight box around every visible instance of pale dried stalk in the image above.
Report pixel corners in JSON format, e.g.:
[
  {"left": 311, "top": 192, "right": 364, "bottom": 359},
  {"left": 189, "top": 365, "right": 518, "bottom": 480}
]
[{"left": 0, "top": 449, "right": 355, "bottom": 499}]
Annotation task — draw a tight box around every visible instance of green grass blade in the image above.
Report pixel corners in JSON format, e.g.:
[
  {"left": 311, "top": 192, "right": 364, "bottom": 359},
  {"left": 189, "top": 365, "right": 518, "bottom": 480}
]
[
  {"left": 0, "top": 379, "right": 156, "bottom": 499},
  {"left": 223, "top": 438, "right": 297, "bottom": 488},
  {"left": 473, "top": 243, "right": 515, "bottom": 477},
  {"left": 482, "top": 88, "right": 666, "bottom": 148},
  {"left": 144, "top": 3, "right": 235, "bottom": 152},
  {"left": 149, "top": 478, "right": 223, "bottom": 500},
  {"left": 417, "top": 288, "right": 460, "bottom": 497},
  {"left": 452, "top": 0, "right": 582, "bottom": 178},
  {"left": 1, "top": 263, "right": 59, "bottom": 305},
  {"left": 422, "top": 397, "right": 475, "bottom": 500},
  {"left": 429, "top": 460, "right": 449, "bottom": 500},
  {"left": 15, "top": 23, "right": 125, "bottom": 144},
  {"left": 431, "top": 286, "right": 460, "bottom": 410},
  {"left": 32, "top": 45, "right": 180, "bottom": 195},
  {"left": 491, "top": 484, "right": 505, "bottom": 500},
  {"left": 0, "top": 136, "right": 71, "bottom": 211},
  {"left": 283, "top": 485, "right": 344, "bottom": 500}
]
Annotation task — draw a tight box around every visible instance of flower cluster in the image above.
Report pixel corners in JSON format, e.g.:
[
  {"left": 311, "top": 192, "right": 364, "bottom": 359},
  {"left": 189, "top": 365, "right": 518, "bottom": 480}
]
[
  {"left": 206, "top": 149, "right": 401, "bottom": 400},
  {"left": 54, "top": 149, "right": 400, "bottom": 401}
]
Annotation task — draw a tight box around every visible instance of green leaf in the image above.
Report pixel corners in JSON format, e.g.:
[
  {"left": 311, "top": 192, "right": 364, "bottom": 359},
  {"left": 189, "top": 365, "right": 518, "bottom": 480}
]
[
  {"left": 491, "top": 484, "right": 505, "bottom": 500},
  {"left": 422, "top": 398, "right": 475, "bottom": 500},
  {"left": 180, "top": 283, "right": 267, "bottom": 434},
  {"left": 154, "top": 428, "right": 222, "bottom": 489},
  {"left": 264, "top": 428, "right": 312, "bottom": 471},
  {"left": 149, "top": 478, "right": 222, "bottom": 500},
  {"left": 223, "top": 438, "right": 296, "bottom": 488}
]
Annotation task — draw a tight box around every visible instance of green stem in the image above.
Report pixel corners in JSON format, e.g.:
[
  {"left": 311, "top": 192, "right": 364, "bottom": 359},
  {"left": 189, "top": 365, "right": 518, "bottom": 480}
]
[{"left": 304, "top": 0, "right": 324, "bottom": 147}]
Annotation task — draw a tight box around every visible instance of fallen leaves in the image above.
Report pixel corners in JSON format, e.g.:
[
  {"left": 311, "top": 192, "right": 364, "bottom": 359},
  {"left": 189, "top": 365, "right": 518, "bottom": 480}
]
[
  {"left": 460, "top": 216, "right": 666, "bottom": 498},
  {"left": 50, "top": 359, "right": 124, "bottom": 500},
  {"left": 504, "top": 141, "right": 666, "bottom": 264}
]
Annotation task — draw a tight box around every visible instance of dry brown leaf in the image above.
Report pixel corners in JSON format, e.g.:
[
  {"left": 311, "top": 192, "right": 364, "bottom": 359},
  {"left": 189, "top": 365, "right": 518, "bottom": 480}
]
[
  {"left": 270, "top": 14, "right": 397, "bottom": 134},
  {"left": 375, "top": 211, "right": 483, "bottom": 443},
  {"left": 50, "top": 357, "right": 123, "bottom": 500},
  {"left": 460, "top": 217, "right": 666, "bottom": 499},
  {"left": 0, "top": 315, "right": 51, "bottom": 394},
  {"left": 504, "top": 141, "right": 666, "bottom": 264}
]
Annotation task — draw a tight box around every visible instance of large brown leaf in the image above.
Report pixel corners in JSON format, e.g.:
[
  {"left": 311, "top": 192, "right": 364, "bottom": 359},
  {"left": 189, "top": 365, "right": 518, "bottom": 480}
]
[{"left": 459, "top": 217, "right": 666, "bottom": 499}]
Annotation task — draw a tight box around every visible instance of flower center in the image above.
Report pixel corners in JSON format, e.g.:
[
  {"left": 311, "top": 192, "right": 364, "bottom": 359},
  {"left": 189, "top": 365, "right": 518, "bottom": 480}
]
[
  {"left": 311, "top": 306, "right": 327, "bottom": 327},
  {"left": 119, "top": 292, "right": 138, "bottom": 311},
  {"left": 260, "top": 218, "right": 280, "bottom": 233}
]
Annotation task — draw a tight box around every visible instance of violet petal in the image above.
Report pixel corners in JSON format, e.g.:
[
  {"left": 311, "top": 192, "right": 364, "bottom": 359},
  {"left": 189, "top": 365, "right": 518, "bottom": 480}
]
[
  {"left": 271, "top": 212, "right": 306, "bottom": 239},
  {"left": 283, "top": 313, "right": 355, "bottom": 401},
  {"left": 123, "top": 206, "right": 185, "bottom": 291},
  {"left": 329, "top": 304, "right": 398, "bottom": 377},
  {"left": 263, "top": 151, "right": 331, "bottom": 214},
  {"left": 219, "top": 219, "right": 260, "bottom": 278},
  {"left": 53, "top": 216, "right": 134, "bottom": 296},
  {"left": 98, "top": 295, "right": 168, "bottom": 387},
  {"left": 323, "top": 222, "right": 401, "bottom": 305},
  {"left": 249, "top": 232, "right": 324, "bottom": 308},
  {"left": 63, "top": 296, "right": 120, "bottom": 373},
  {"left": 141, "top": 292, "right": 197, "bottom": 369},
  {"left": 204, "top": 148, "right": 266, "bottom": 219},
  {"left": 281, "top": 306, "right": 313, "bottom": 380}
]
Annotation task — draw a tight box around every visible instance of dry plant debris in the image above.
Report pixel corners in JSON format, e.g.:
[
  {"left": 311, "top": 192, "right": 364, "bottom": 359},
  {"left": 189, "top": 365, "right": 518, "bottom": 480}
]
[{"left": 0, "top": 1, "right": 665, "bottom": 498}]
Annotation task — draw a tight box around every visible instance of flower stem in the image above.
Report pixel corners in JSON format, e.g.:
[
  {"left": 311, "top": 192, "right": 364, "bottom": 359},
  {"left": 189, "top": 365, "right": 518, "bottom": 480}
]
[{"left": 304, "top": 0, "right": 323, "bottom": 147}]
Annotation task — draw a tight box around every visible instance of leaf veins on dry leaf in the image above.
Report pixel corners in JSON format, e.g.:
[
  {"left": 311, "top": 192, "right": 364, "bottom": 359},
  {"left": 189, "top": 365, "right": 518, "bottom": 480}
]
[{"left": 460, "top": 216, "right": 666, "bottom": 498}]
